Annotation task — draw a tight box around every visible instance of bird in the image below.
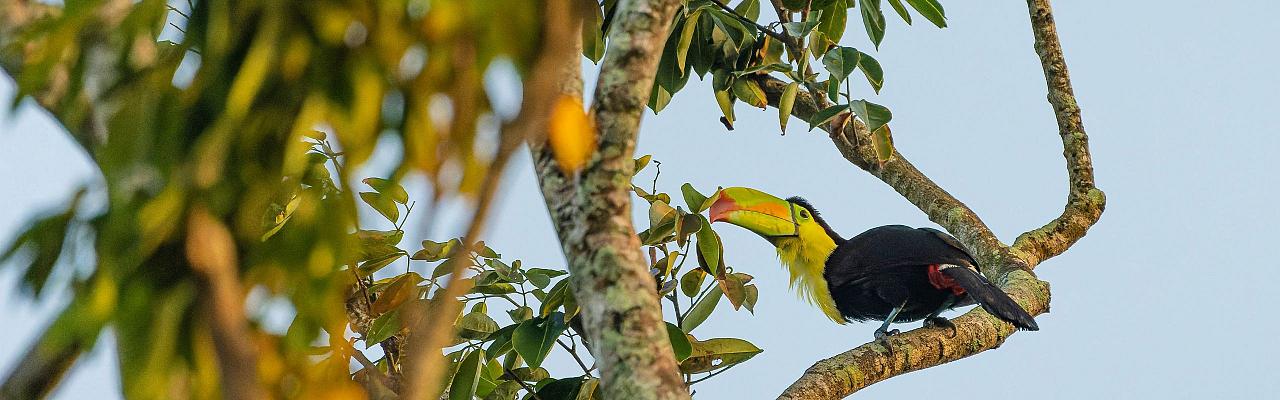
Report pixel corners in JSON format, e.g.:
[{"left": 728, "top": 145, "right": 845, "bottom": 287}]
[{"left": 707, "top": 187, "right": 1038, "bottom": 346}]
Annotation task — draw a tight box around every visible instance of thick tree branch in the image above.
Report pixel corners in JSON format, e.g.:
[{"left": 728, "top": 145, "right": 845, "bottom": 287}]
[
  {"left": 0, "top": 304, "right": 85, "bottom": 400},
  {"left": 1011, "top": 0, "right": 1105, "bottom": 265},
  {"left": 532, "top": 0, "right": 689, "bottom": 398}
]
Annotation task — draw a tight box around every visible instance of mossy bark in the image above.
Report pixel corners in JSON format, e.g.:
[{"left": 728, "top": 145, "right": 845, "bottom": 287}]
[{"left": 531, "top": 0, "right": 689, "bottom": 398}]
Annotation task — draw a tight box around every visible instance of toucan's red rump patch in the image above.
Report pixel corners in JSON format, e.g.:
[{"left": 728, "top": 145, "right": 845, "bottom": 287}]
[{"left": 927, "top": 264, "right": 966, "bottom": 296}]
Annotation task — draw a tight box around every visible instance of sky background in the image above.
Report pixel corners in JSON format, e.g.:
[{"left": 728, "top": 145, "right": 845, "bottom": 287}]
[{"left": 3, "top": 0, "right": 1280, "bottom": 399}]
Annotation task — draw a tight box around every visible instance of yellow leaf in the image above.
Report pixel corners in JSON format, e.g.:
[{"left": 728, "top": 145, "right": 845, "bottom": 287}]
[{"left": 547, "top": 96, "right": 597, "bottom": 175}]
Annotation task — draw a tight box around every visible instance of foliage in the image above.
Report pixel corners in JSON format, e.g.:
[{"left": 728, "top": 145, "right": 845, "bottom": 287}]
[{"left": 0, "top": 0, "right": 954, "bottom": 397}]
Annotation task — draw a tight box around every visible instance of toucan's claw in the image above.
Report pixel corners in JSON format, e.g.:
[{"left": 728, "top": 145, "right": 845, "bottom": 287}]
[
  {"left": 873, "top": 328, "right": 900, "bottom": 356},
  {"left": 924, "top": 316, "right": 957, "bottom": 337}
]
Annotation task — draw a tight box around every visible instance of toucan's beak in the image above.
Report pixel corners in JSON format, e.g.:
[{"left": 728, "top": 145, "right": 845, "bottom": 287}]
[{"left": 708, "top": 187, "right": 798, "bottom": 239}]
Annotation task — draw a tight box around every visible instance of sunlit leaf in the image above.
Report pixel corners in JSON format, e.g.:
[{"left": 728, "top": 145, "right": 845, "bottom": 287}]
[
  {"left": 678, "top": 337, "right": 763, "bottom": 374},
  {"left": 858, "top": 50, "right": 884, "bottom": 93},
  {"left": 779, "top": 82, "right": 799, "bottom": 133},
  {"left": 370, "top": 273, "right": 422, "bottom": 314},
  {"left": 680, "top": 269, "right": 707, "bottom": 298},
  {"left": 458, "top": 310, "right": 500, "bottom": 339},
  {"left": 363, "top": 178, "right": 409, "bottom": 204},
  {"left": 743, "top": 284, "right": 760, "bottom": 313},
  {"left": 872, "top": 124, "right": 895, "bottom": 164},
  {"left": 360, "top": 191, "right": 400, "bottom": 223},
  {"left": 731, "top": 78, "right": 767, "bottom": 109},
  {"left": 719, "top": 273, "right": 747, "bottom": 310}
]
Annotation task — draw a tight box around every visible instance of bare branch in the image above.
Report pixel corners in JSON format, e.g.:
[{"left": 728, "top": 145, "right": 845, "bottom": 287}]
[
  {"left": 1011, "top": 0, "right": 1106, "bottom": 265},
  {"left": 400, "top": 1, "right": 584, "bottom": 398},
  {"left": 186, "top": 206, "right": 265, "bottom": 400},
  {"left": 0, "top": 304, "right": 85, "bottom": 400}
]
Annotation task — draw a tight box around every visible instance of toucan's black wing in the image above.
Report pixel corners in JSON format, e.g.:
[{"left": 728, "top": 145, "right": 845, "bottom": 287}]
[
  {"left": 940, "top": 266, "right": 1040, "bottom": 330},
  {"left": 825, "top": 225, "right": 977, "bottom": 289}
]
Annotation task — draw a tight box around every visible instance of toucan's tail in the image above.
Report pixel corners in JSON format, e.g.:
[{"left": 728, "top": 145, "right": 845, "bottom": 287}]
[{"left": 941, "top": 266, "right": 1039, "bottom": 331}]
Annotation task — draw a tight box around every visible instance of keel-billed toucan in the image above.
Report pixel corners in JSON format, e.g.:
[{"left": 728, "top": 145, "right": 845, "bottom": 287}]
[{"left": 707, "top": 187, "right": 1038, "bottom": 343}]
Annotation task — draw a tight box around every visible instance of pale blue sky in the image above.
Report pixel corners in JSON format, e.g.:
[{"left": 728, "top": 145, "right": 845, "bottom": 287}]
[{"left": 3, "top": 1, "right": 1279, "bottom": 398}]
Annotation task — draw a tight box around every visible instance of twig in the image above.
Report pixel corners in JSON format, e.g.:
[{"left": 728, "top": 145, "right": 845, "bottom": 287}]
[
  {"left": 557, "top": 339, "right": 594, "bottom": 375},
  {"left": 711, "top": 0, "right": 797, "bottom": 48},
  {"left": 688, "top": 363, "right": 739, "bottom": 385},
  {"left": 503, "top": 365, "right": 544, "bottom": 400}
]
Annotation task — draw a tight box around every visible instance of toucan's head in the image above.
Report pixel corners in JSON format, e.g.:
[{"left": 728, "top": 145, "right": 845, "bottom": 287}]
[
  {"left": 707, "top": 187, "right": 847, "bottom": 323},
  {"left": 707, "top": 187, "right": 842, "bottom": 247}
]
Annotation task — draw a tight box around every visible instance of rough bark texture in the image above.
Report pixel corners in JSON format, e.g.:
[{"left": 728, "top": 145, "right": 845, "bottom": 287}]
[
  {"left": 531, "top": 0, "right": 689, "bottom": 398},
  {"left": 750, "top": 0, "right": 1104, "bottom": 398},
  {"left": 1011, "top": 0, "right": 1106, "bottom": 266}
]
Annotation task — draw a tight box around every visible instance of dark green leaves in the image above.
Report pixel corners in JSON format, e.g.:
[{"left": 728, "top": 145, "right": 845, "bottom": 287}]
[
  {"left": 667, "top": 322, "right": 693, "bottom": 361},
  {"left": 888, "top": 0, "right": 913, "bottom": 24},
  {"left": 449, "top": 349, "right": 485, "bottom": 400},
  {"left": 823, "top": 46, "right": 861, "bottom": 84},
  {"left": 809, "top": 103, "right": 849, "bottom": 131},
  {"left": 849, "top": 99, "right": 893, "bottom": 133},
  {"left": 681, "top": 285, "right": 722, "bottom": 333},
  {"left": 681, "top": 183, "right": 709, "bottom": 212},
  {"left": 694, "top": 215, "right": 722, "bottom": 276},
  {"left": 859, "top": 0, "right": 887, "bottom": 48},
  {"left": 858, "top": 51, "right": 884, "bottom": 93},
  {"left": 782, "top": 21, "right": 820, "bottom": 38},
  {"left": 906, "top": 0, "right": 947, "bottom": 28},
  {"left": 512, "top": 312, "right": 568, "bottom": 369}
]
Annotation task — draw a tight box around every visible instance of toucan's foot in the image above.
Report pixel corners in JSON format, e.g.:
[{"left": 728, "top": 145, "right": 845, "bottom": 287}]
[
  {"left": 924, "top": 316, "right": 957, "bottom": 337},
  {"left": 873, "top": 328, "right": 900, "bottom": 355}
]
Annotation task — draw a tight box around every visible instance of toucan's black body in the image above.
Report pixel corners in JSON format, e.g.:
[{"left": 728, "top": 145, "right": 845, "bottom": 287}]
[{"left": 803, "top": 205, "right": 1038, "bottom": 331}]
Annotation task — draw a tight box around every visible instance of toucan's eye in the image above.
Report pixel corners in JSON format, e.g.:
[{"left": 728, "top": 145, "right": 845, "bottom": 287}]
[{"left": 799, "top": 209, "right": 810, "bottom": 219}]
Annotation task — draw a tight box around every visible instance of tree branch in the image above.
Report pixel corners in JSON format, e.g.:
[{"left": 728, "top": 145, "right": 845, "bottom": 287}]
[
  {"left": 400, "top": 1, "right": 583, "bottom": 398},
  {"left": 531, "top": 0, "right": 689, "bottom": 398},
  {"left": 1011, "top": 0, "right": 1106, "bottom": 265}
]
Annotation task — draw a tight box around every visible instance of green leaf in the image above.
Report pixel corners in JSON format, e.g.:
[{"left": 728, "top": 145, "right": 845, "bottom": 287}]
[
  {"left": 540, "top": 278, "right": 571, "bottom": 317},
  {"left": 535, "top": 376, "right": 585, "bottom": 399},
  {"left": 370, "top": 273, "right": 422, "bottom": 314},
  {"left": 676, "top": 213, "right": 702, "bottom": 247},
  {"left": 849, "top": 99, "right": 893, "bottom": 133},
  {"left": 512, "top": 312, "right": 568, "bottom": 369},
  {"left": 857, "top": 50, "right": 884, "bottom": 93},
  {"left": 743, "top": 284, "right": 760, "bottom": 313},
  {"left": 714, "top": 90, "right": 735, "bottom": 129},
  {"left": 859, "top": 0, "right": 887, "bottom": 48},
  {"left": 412, "top": 238, "right": 462, "bottom": 261},
  {"left": 809, "top": 104, "right": 849, "bottom": 131},
  {"left": 816, "top": 0, "right": 849, "bottom": 43},
  {"left": 782, "top": 21, "right": 820, "bottom": 38},
  {"left": 888, "top": 0, "right": 913, "bottom": 24},
  {"left": 906, "top": 0, "right": 946, "bottom": 28},
  {"left": 458, "top": 310, "right": 500, "bottom": 339},
  {"left": 356, "top": 229, "right": 405, "bottom": 246},
  {"left": 681, "top": 285, "right": 723, "bottom": 333},
  {"left": 667, "top": 322, "right": 693, "bottom": 361},
  {"left": 676, "top": 10, "right": 701, "bottom": 71},
  {"left": 779, "top": 81, "right": 799, "bottom": 133},
  {"left": 471, "top": 283, "right": 517, "bottom": 295},
  {"left": 678, "top": 337, "right": 763, "bottom": 374},
  {"left": 680, "top": 269, "right": 706, "bottom": 298},
  {"left": 476, "top": 359, "right": 503, "bottom": 398},
  {"left": 649, "top": 200, "right": 677, "bottom": 229},
  {"left": 507, "top": 306, "right": 534, "bottom": 323},
  {"left": 734, "top": 0, "right": 761, "bottom": 20},
  {"left": 474, "top": 241, "right": 500, "bottom": 258},
  {"left": 694, "top": 215, "right": 722, "bottom": 276},
  {"left": 731, "top": 79, "right": 767, "bottom": 109},
  {"left": 582, "top": 2, "right": 606, "bottom": 62},
  {"left": 484, "top": 324, "right": 518, "bottom": 360},
  {"left": 509, "top": 366, "right": 550, "bottom": 382},
  {"left": 680, "top": 183, "right": 709, "bottom": 212},
  {"left": 872, "top": 124, "right": 895, "bottom": 163},
  {"left": 360, "top": 191, "right": 399, "bottom": 223},
  {"left": 358, "top": 252, "right": 405, "bottom": 277},
  {"left": 363, "top": 178, "right": 409, "bottom": 204},
  {"left": 366, "top": 309, "right": 402, "bottom": 348},
  {"left": 634, "top": 154, "right": 652, "bottom": 173},
  {"left": 822, "top": 46, "right": 860, "bottom": 84},
  {"left": 449, "top": 349, "right": 485, "bottom": 400}
]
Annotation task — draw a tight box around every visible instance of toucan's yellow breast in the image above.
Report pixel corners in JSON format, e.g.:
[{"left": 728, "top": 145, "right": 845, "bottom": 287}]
[{"left": 775, "top": 225, "right": 844, "bottom": 324}]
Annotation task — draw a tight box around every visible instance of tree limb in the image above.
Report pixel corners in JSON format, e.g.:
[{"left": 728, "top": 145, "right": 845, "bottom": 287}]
[
  {"left": 400, "top": 1, "right": 583, "bottom": 398},
  {"left": 1011, "top": 0, "right": 1106, "bottom": 265},
  {"left": 531, "top": 0, "right": 689, "bottom": 398}
]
